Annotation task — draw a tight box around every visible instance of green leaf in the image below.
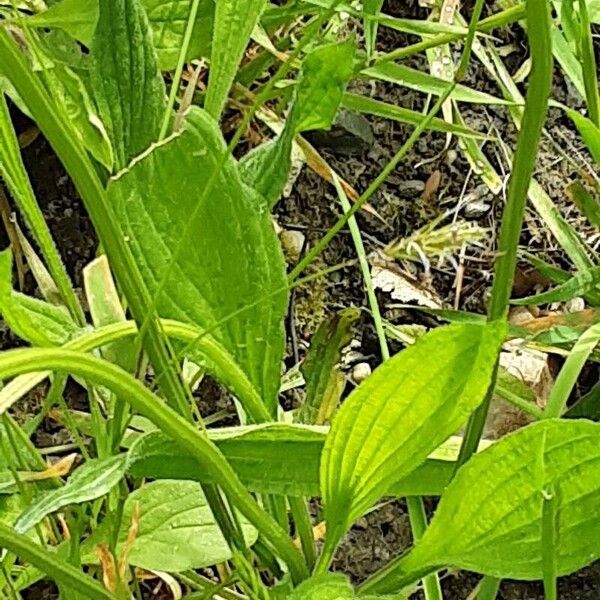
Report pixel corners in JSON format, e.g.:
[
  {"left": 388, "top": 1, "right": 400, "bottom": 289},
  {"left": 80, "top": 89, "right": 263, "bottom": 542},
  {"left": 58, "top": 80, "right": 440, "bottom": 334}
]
[
  {"left": 15, "top": 455, "right": 127, "bottom": 534},
  {"left": 205, "top": 0, "right": 266, "bottom": 120},
  {"left": 511, "top": 265, "right": 600, "bottom": 306},
  {"left": 365, "top": 420, "right": 600, "bottom": 593},
  {"left": 289, "top": 574, "right": 354, "bottom": 599},
  {"left": 321, "top": 321, "right": 506, "bottom": 546},
  {"left": 240, "top": 39, "right": 355, "bottom": 207},
  {"left": 567, "top": 181, "right": 600, "bottom": 228},
  {"left": 26, "top": 0, "right": 99, "bottom": 46},
  {"left": 563, "top": 107, "right": 600, "bottom": 164},
  {"left": 89, "top": 0, "right": 166, "bottom": 169},
  {"left": 141, "top": 0, "right": 214, "bottom": 71},
  {"left": 0, "top": 249, "right": 80, "bottom": 346},
  {"left": 363, "top": 62, "right": 510, "bottom": 105},
  {"left": 43, "top": 64, "right": 113, "bottom": 170},
  {"left": 118, "top": 479, "right": 257, "bottom": 571},
  {"left": 290, "top": 38, "right": 356, "bottom": 133},
  {"left": 128, "top": 424, "right": 325, "bottom": 497},
  {"left": 297, "top": 308, "right": 359, "bottom": 425},
  {"left": 239, "top": 129, "right": 295, "bottom": 208},
  {"left": 341, "top": 93, "right": 486, "bottom": 138},
  {"left": 127, "top": 424, "right": 462, "bottom": 498},
  {"left": 565, "top": 381, "right": 600, "bottom": 420},
  {"left": 288, "top": 573, "right": 404, "bottom": 599},
  {"left": 109, "top": 108, "right": 287, "bottom": 415}
]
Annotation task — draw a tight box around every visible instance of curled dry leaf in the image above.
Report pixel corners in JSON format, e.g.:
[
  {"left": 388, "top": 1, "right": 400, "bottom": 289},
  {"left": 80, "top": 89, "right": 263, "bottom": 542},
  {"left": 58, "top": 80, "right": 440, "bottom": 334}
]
[{"left": 371, "top": 258, "right": 443, "bottom": 309}]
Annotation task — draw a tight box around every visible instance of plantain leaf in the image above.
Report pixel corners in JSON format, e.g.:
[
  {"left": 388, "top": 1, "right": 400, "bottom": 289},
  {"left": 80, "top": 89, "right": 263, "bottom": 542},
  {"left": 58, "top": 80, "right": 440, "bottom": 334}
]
[
  {"left": 127, "top": 425, "right": 464, "bottom": 498},
  {"left": 43, "top": 64, "right": 113, "bottom": 169},
  {"left": 128, "top": 425, "right": 325, "bottom": 497},
  {"left": 289, "top": 38, "right": 356, "bottom": 134},
  {"left": 297, "top": 308, "right": 359, "bottom": 425},
  {"left": 563, "top": 107, "right": 600, "bottom": 164},
  {"left": 108, "top": 108, "right": 287, "bottom": 415},
  {"left": 364, "top": 420, "right": 600, "bottom": 594},
  {"left": 89, "top": 0, "right": 166, "bottom": 169},
  {"left": 322, "top": 321, "right": 506, "bottom": 547},
  {"left": 141, "top": 0, "right": 214, "bottom": 70},
  {"left": 287, "top": 573, "right": 404, "bottom": 599},
  {"left": 25, "top": 0, "right": 98, "bottom": 45},
  {"left": 205, "top": 0, "right": 266, "bottom": 120},
  {"left": 118, "top": 479, "right": 257, "bottom": 572},
  {"left": 240, "top": 39, "right": 355, "bottom": 206},
  {"left": 0, "top": 249, "right": 80, "bottom": 347},
  {"left": 511, "top": 265, "right": 600, "bottom": 306},
  {"left": 15, "top": 455, "right": 127, "bottom": 534}
]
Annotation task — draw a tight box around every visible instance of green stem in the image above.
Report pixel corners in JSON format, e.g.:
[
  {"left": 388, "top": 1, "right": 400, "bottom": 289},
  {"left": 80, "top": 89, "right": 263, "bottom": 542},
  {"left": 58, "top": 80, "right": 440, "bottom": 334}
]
[
  {"left": 0, "top": 524, "right": 117, "bottom": 600},
  {"left": 542, "top": 322, "right": 600, "bottom": 419},
  {"left": 406, "top": 497, "right": 442, "bottom": 600},
  {"left": 541, "top": 484, "right": 558, "bottom": 600},
  {"left": 289, "top": 496, "right": 316, "bottom": 571},
  {"left": 0, "top": 348, "right": 309, "bottom": 584},
  {"left": 333, "top": 174, "right": 442, "bottom": 599},
  {"left": 159, "top": 0, "right": 203, "bottom": 139},
  {"left": 0, "top": 27, "right": 192, "bottom": 419},
  {"left": 370, "top": 4, "right": 525, "bottom": 67},
  {"left": 290, "top": 84, "right": 455, "bottom": 282},
  {"left": 577, "top": 0, "right": 600, "bottom": 126},
  {"left": 456, "top": 0, "right": 553, "bottom": 468}
]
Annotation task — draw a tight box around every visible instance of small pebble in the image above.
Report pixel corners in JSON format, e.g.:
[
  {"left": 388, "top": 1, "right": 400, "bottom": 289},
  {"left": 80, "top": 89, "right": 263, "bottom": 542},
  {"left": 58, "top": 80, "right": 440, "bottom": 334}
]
[
  {"left": 279, "top": 230, "right": 305, "bottom": 264},
  {"left": 352, "top": 362, "right": 372, "bottom": 384}
]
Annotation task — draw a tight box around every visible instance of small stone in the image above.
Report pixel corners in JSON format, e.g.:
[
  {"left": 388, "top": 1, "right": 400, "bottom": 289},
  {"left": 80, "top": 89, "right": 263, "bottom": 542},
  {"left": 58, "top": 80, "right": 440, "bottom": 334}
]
[
  {"left": 279, "top": 229, "right": 305, "bottom": 264},
  {"left": 565, "top": 297, "right": 585, "bottom": 313},
  {"left": 351, "top": 362, "right": 372, "bottom": 384}
]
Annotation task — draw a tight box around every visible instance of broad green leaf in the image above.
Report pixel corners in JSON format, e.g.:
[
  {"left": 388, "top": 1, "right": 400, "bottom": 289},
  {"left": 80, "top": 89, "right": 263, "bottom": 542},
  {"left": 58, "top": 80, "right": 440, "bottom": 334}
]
[
  {"left": 128, "top": 424, "right": 325, "bottom": 496},
  {"left": 0, "top": 249, "right": 80, "bottom": 346},
  {"left": 89, "top": 0, "right": 166, "bottom": 169},
  {"left": 341, "top": 93, "right": 486, "bottom": 138},
  {"left": 297, "top": 308, "right": 359, "bottom": 425},
  {"left": 290, "top": 39, "right": 356, "bottom": 133},
  {"left": 366, "top": 420, "right": 600, "bottom": 593},
  {"left": 109, "top": 108, "right": 287, "bottom": 415},
  {"left": 564, "top": 108, "right": 600, "bottom": 164},
  {"left": 205, "top": 0, "right": 266, "bottom": 120},
  {"left": 322, "top": 321, "right": 506, "bottom": 545},
  {"left": 44, "top": 64, "right": 113, "bottom": 170},
  {"left": 26, "top": 0, "right": 98, "bottom": 45},
  {"left": 128, "top": 425, "right": 484, "bottom": 498},
  {"left": 15, "top": 455, "right": 127, "bottom": 534},
  {"left": 567, "top": 182, "right": 600, "bottom": 228},
  {"left": 289, "top": 574, "right": 355, "bottom": 599},
  {"left": 239, "top": 130, "right": 295, "bottom": 208},
  {"left": 118, "top": 479, "right": 257, "bottom": 571},
  {"left": 363, "top": 62, "right": 510, "bottom": 105},
  {"left": 241, "top": 39, "right": 355, "bottom": 206},
  {"left": 141, "top": 0, "right": 214, "bottom": 71},
  {"left": 565, "top": 381, "right": 600, "bottom": 420},
  {"left": 288, "top": 573, "right": 403, "bottom": 599},
  {"left": 511, "top": 265, "right": 600, "bottom": 306}
]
